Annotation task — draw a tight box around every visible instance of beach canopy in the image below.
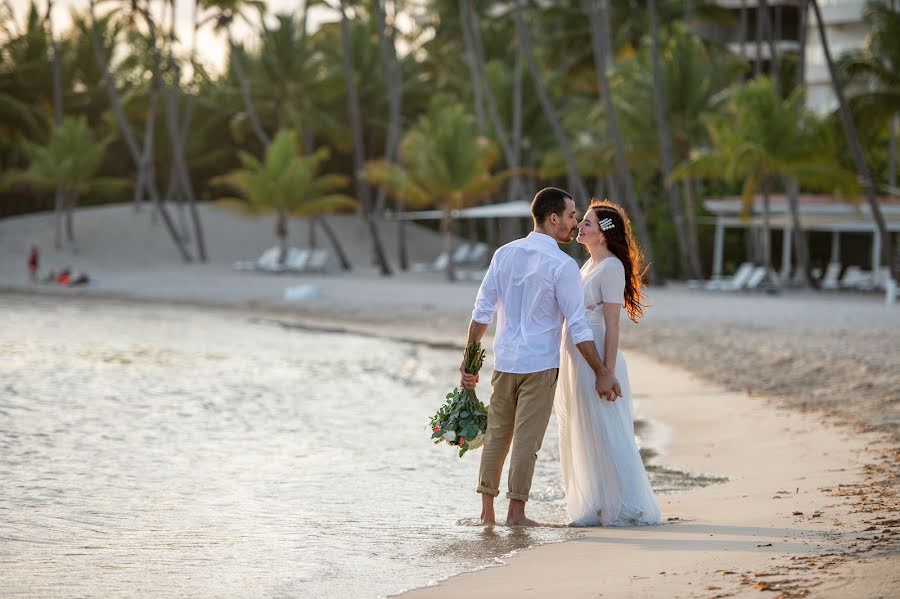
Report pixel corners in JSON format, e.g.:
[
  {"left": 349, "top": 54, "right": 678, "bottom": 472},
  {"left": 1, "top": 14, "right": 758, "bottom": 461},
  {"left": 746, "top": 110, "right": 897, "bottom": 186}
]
[{"left": 387, "top": 200, "right": 533, "bottom": 221}]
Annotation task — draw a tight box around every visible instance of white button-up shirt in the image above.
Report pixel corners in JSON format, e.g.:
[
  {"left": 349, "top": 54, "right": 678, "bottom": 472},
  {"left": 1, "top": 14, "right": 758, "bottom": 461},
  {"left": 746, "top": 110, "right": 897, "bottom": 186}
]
[{"left": 472, "top": 232, "right": 594, "bottom": 374}]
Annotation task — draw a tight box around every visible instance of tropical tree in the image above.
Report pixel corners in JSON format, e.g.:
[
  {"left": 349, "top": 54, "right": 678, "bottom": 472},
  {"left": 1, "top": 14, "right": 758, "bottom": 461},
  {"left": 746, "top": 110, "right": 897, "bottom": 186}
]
[
  {"left": 839, "top": 0, "right": 900, "bottom": 195},
  {"left": 672, "top": 77, "right": 859, "bottom": 285},
  {"left": 583, "top": 0, "right": 659, "bottom": 283},
  {"left": 338, "top": 0, "right": 392, "bottom": 276},
  {"left": 809, "top": 0, "right": 894, "bottom": 278},
  {"left": 362, "top": 101, "right": 512, "bottom": 281},
  {"left": 213, "top": 129, "right": 357, "bottom": 265},
  {"left": 8, "top": 116, "right": 128, "bottom": 248}
]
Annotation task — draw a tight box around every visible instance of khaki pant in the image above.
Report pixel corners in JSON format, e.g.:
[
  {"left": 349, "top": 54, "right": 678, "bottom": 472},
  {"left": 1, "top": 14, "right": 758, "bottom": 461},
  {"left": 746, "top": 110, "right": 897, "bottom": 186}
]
[{"left": 476, "top": 368, "right": 559, "bottom": 502}]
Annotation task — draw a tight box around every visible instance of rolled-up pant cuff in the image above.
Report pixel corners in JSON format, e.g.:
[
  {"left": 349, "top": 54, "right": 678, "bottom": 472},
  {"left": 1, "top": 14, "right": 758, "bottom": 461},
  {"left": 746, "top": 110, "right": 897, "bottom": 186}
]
[
  {"left": 477, "top": 485, "right": 499, "bottom": 497},
  {"left": 506, "top": 491, "right": 529, "bottom": 502}
]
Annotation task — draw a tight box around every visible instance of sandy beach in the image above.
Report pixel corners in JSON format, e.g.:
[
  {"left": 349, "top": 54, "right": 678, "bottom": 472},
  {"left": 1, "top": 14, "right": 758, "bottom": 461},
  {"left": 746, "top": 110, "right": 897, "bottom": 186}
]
[{"left": 2, "top": 204, "right": 898, "bottom": 597}]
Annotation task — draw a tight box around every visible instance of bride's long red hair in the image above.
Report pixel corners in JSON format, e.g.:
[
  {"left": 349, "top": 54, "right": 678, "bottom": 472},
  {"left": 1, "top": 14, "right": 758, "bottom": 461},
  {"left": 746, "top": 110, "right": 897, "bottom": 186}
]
[{"left": 588, "top": 199, "right": 649, "bottom": 323}]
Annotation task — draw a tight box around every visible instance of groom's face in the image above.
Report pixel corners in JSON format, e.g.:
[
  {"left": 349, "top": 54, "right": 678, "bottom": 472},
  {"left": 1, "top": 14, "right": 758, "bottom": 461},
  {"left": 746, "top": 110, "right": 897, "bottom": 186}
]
[{"left": 551, "top": 197, "right": 579, "bottom": 243}]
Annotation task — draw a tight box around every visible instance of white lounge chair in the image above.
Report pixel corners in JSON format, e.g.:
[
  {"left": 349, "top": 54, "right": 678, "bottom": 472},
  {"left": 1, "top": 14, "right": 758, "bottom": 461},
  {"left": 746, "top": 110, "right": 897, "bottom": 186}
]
[
  {"left": 306, "top": 249, "right": 330, "bottom": 273},
  {"left": 744, "top": 266, "right": 769, "bottom": 290},
  {"left": 412, "top": 252, "right": 450, "bottom": 273},
  {"left": 839, "top": 266, "right": 872, "bottom": 290},
  {"left": 705, "top": 262, "right": 755, "bottom": 291},
  {"left": 467, "top": 242, "right": 489, "bottom": 266},
  {"left": 452, "top": 243, "right": 471, "bottom": 264},
  {"left": 820, "top": 262, "right": 842, "bottom": 290},
  {"left": 285, "top": 248, "right": 311, "bottom": 271}
]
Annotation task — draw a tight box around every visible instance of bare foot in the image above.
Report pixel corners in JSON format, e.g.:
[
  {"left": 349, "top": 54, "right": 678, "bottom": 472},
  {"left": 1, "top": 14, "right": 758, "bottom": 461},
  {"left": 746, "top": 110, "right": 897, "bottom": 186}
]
[
  {"left": 480, "top": 509, "right": 496, "bottom": 526},
  {"left": 505, "top": 516, "right": 540, "bottom": 527}
]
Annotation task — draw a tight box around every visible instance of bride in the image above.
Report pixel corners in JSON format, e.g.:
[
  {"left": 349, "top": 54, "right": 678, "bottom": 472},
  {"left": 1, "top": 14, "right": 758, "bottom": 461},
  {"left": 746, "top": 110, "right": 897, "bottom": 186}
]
[{"left": 555, "top": 199, "right": 662, "bottom": 527}]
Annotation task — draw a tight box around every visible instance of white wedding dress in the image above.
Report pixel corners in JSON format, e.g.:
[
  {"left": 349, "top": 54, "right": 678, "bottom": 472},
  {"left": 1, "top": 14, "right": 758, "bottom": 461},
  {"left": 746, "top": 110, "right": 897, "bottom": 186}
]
[{"left": 555, "top": 256, "right": 661, "bottom": 527}]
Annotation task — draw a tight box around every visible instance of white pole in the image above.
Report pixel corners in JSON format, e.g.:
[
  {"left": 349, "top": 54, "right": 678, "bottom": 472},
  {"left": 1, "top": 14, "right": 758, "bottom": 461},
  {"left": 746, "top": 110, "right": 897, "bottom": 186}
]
[
  {"left": 830, "top": 230, "right": 840, "bottom": 264},
  {"left": 713, "top": 218, "right": 725, "bottom": 278},
  {"left": 872, "top": 227, "right": 882, "bottom": 272}
]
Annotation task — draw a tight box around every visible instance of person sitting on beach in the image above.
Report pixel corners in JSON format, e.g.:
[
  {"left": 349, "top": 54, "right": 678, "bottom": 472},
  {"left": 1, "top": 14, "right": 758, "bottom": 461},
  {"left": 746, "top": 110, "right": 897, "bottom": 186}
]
[
  {"left": 28, "top": 245, "right": 39, "bottom": 284},
  {"left": 57, "top": 268, "right": 71, "bottom": 286},
  {"left": 70, "top": 272, "right": 91, "bottom": 286}
]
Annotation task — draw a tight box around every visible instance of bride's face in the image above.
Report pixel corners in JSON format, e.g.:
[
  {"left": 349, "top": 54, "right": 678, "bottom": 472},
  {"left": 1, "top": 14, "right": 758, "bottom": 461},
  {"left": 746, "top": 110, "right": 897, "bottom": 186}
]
[{"left": 576, "top": 210, "right": 603, "bottom": 247}]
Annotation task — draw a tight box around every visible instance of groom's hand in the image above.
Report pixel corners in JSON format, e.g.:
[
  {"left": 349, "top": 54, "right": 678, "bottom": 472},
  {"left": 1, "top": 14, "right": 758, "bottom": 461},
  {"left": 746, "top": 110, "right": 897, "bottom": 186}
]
[{"left": 460, "top": 363, "right": 478, "bottom": 389}]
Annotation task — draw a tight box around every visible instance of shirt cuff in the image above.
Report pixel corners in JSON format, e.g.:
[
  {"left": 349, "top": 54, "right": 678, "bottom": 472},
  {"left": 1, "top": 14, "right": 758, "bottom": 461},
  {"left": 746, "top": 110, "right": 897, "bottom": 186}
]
[
  {"left": 471, "top": 310, "right": 494, "bottom": 325},
  {"left": 568, "top": 325, "right": 594, "bottom": 345}
]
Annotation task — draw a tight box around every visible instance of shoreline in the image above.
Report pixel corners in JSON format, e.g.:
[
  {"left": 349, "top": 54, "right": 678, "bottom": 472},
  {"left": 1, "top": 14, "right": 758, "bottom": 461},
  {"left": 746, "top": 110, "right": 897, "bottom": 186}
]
[{"left": 3, "top": 287, "right": 898, "bottom": 597}]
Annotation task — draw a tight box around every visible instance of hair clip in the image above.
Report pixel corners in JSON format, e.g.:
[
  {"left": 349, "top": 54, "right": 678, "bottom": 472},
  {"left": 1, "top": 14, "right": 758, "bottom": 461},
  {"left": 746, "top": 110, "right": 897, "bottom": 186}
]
[{"left": 599, "top": 217, "right": 615, "bottom": 231}]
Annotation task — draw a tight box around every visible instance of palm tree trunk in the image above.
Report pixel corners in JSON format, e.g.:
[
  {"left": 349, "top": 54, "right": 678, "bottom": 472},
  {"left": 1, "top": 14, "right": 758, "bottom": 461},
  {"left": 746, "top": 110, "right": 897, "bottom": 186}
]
[
  {"left": 755, "top": 0, "right": 764, "bottom": 76},
  {"left": 276, "top": 211, "right": 288, "bottom": 265},
  {"left": 89, "top": 0, "right": 192, "bottom": 262},
  {"left": 339, "top": 0, "right": 392, "bottom": 276},
  {"left": 315, "top": 215, "right": 352, "bottom": 271},
  {"left": 227, "top": 32, "right": 271, "bottom": 148},
  {"left": 647, "top": 0, "right": 694, "bottom": 279},
  {"left": 810, "top": 0, "right": 894, "bottom": 277},
  {"left": 759, "top": 0, "right": 779, "bottom": 94},
  {"left": 583, "top": 0, "right": 660, "bottom": 284},
  {"left": 760, "top": 180, "right": 773, "bottom": 281},
  {"left": 65, "top": 191, "right": 77, "bottom": 247},
  {"left": 796, "top": 1, "right": 808, "bottom": 90},
  {"left": 458, "top": 0, "right": 485, "bottom": 135},
  {"left": 463, "top": 0, "right": 522, "bottom": 199},
  {"left": 442, "top": 209, "right": 457, "bottom": 282},
  {"left": 54, "top": 189, "right": 64, "bottom": 250},
  {"left": 514, "top": 3, "right": 590, "bottom": 202},
  {"left": 683, "top": 178, "right": 704, "bottom": 277},
  {"left": 889, "top": 116, "right": 897, "bottom": 196},
  {"left": 739, "top": 0, "right": 748, "bottom": 58},
  {"left": 786, "top": 176, "right": 813, "bottom": 287}
]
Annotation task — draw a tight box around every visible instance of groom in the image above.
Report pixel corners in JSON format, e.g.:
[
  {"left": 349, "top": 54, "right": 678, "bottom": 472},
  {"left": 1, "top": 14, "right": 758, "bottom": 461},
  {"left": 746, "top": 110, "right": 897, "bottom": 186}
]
[{"left": 460, "top": 187, "right": 619, "bottom": 526}]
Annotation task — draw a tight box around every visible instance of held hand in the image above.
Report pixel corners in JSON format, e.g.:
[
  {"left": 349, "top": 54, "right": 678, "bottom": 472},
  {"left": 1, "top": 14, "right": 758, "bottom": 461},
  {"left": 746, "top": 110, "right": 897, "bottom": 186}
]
[
  {"left": 594, "top": 370, "right": 617, "bottom": 402},
  {"left": 611, "top": 378, "right": 623, "bottom": 400},
  {"left": 460, "top": 363, "right": 478, "bottom": 389}
]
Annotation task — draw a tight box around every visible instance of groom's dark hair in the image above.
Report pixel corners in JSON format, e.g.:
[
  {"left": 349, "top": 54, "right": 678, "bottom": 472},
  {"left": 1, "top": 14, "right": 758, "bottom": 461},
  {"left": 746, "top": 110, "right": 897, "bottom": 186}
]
[{"left": 531, "top": 187, "right": 572, "bottom": 225}]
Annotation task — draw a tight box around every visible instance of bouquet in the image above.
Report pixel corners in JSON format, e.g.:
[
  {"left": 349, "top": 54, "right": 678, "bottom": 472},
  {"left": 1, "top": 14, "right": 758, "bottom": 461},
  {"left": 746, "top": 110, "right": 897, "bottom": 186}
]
[{"left": 429, "top": 341, "right": 489, "bottom": 457}]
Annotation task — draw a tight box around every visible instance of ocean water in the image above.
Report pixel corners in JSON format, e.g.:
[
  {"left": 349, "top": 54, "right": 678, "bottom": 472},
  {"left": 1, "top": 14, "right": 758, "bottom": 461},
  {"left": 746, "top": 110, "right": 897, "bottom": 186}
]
[{"left": 0, "top": 296, "right": 708, "bottom": 598}]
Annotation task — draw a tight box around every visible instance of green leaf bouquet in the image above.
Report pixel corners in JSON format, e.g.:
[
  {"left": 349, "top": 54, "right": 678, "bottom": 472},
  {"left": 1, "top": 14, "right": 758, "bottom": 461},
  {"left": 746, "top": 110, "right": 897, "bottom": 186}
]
[{"left": 429, "top": 341, "right": 489, "bottom": 457}]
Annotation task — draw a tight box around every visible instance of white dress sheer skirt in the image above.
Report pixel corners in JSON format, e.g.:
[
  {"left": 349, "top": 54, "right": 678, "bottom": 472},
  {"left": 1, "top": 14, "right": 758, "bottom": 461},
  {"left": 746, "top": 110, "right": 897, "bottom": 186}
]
[{"left": 555, "top": 256, "right": 662, "bottom": 527}]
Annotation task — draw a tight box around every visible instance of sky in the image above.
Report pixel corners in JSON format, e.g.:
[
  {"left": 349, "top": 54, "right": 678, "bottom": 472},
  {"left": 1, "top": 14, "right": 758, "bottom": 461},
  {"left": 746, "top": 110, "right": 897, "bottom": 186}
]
[{"left": 6, "top": 0, "right": 340, "bottom": 74}]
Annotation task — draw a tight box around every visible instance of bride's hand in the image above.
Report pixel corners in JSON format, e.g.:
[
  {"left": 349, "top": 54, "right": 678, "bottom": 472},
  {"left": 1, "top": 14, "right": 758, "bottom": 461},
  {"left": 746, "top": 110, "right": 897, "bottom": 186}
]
[{"left": 595, "top": 371, "right": 616, "bottom": 401}]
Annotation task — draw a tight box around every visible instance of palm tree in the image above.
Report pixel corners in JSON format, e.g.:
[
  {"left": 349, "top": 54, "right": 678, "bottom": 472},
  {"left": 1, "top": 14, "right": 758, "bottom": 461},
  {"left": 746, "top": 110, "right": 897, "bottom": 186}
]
[
  {"left": 338, "top": 0, "right": 393, "bottom": 276},
  {"left": 362, "top": 101, "right": 512, "bottom": 281},
  {"left": 672, "top": 77, "right": 859, "bottom": 285},
  {"left": 8, "top": 116, "right": 128, "bottom": 248},
  {"left": 839, "top": 0, "right": 900, "bottom": 196},
  {"left": 513, "top": 2, "right": 590, "bottom": 203},
  {"left": 88, "top": 0, "right": 192, "bottom": 261},
  {"left": 197, "top": 0, "right": 269, "bottom": 147},
  {"left": 647, "top": 0, "right": 696, "bottom": 279},
  {"left": 809, "top": 0, "right": 894, "bottom": 278},
  {"left": 213, "top": 129, "right": 357, "bottom": 265},
  {"left": 582, "top": 0, "right": 659, "bottom": 283}
]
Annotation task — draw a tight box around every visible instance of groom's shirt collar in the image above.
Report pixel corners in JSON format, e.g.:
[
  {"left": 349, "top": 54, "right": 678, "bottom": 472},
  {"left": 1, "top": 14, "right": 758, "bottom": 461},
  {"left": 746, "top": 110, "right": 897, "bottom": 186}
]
[{"left": 526, "top": 231, "right": 559, "bottom": 248}]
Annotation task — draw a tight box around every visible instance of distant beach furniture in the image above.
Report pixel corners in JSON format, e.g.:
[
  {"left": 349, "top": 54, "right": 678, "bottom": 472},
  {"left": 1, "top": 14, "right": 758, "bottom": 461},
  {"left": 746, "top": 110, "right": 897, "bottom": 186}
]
[
  {"left": 412, "top": 242, "right": 491, "bottom": 274},
  {"left": 233, "top": 246, "right": 331, "bottom": 274}
]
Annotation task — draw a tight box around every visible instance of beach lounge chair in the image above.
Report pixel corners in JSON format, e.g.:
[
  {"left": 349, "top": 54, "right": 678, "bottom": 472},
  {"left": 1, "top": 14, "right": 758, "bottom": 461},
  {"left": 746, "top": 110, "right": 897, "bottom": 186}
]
[
  {"left": 306, "top": 249, "right": 330, "bottom": 273},
  {"left": 705, "top": 262, "right": 755, "bottom": 291},
  {"left": 452, "top": 244, "right": 471, "bottom": 264},
  {"left": 839, "top": 266, "right": 871, "bottom": 290},
  {"left": 744, "top": 266, "right": 769, "bottom": 290},
  {"left": 467, "top": 243, "right": 489, "bottom": 266},
  {"left": 285, "top": 248, "right": 311, "bottom": 271},
  {"left": 412, "top": 252, "right": 450, "bottom": 273},
  {"left": 820, "top": 262, "right": 842, "bottom": 290}
]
